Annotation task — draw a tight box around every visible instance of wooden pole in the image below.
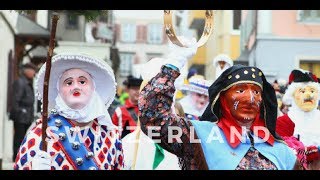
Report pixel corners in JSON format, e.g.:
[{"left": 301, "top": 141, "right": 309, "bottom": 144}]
[{"left": 41, "top": 13, "right": 59, "bottom": 151}]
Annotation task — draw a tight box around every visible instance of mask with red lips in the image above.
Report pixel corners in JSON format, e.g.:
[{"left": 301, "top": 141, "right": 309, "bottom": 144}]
[{"left": 58, "top": 68, "right": 94, "bottom": 109}]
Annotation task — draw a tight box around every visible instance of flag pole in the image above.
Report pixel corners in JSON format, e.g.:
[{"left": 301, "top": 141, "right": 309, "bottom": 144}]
[{"left": 131, "top": 119, "right": 141, "bottom": 170}]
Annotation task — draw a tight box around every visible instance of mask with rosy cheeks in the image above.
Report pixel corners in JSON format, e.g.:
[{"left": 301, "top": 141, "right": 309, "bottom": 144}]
[
  {"left": 191, "top": 92, "right": 209, "bottom": 110},
  {"left": 58, "top": 68, "right": 94, "bottom": 109},
  {"left": 293, "top": 85, "right": 319, "bottom": 112},
  {"left": 222, "top": 83, "right": 262, "bottom": 125}
]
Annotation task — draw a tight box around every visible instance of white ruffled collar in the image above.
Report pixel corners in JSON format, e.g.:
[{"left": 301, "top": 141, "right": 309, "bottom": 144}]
[
  {"left": 54, "top": 91, "right": 116, "bottom": 129},
  {"left": 288, "top": 103, "right": 320, "bottom": 145}
]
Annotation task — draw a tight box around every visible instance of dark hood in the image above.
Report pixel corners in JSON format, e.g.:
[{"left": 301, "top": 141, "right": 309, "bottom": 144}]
[{"left": 200, "top": 64, "right": 282, "bottom": 140}]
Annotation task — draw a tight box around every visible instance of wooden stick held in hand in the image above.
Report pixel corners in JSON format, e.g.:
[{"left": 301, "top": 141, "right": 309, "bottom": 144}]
[{"left": 41, "top": 13, "right": 59, "bottom": 152}]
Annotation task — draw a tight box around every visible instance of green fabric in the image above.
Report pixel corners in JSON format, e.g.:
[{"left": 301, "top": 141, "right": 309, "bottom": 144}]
[
  {"left": 119, "top": 92, "right": 129, "bottom": 105},
  {"left": 152, "top": 143, "right": 165, "bottom": 170}
]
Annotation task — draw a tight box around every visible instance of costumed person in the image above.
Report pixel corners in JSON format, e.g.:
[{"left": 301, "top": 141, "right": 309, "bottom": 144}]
[
  {"left": 112, "top": 75, "right": 143, "bottom": 138},
  {"left": 14, "top": 53, "right": 124, "bottom": 170},
  {"left": 180, "top": 67, "right": 198, "bottom": 97},
  {"left": 212, "top": 53, "right": 233, "bottom": 80},
  {"left": 178, "top": 75, "right": 211, "bottom": 120},
  {"left": 276, "top": 69, "right": 320, "bottom": 170},
  {"left": 170, "top": 62, "right": 189, "bottom": 100},
  {"left": 139, "top": 36, "right": 299, "bottom": 170},
  {"left": 122, "top": 58, "right": 181, "bottom": 170}
]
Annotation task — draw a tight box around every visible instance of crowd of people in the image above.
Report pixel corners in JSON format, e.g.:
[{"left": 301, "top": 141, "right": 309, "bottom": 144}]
[{"left": 10, "top": 36, "right": 320, "bottom": 170}]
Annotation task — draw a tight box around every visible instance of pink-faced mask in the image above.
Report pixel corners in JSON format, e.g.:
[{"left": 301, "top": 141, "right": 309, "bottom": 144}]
[
  {"left": 58, "top": 68, "right": 94, "bottom": 109},
  {"left": 55, "top": 68, "right": 107, "bottom": 124},
  {"left": 190, "top": 92, "right": 209, "bottom": 110}
]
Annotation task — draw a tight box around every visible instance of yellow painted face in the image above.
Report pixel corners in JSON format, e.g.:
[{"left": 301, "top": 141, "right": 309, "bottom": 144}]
[{"left": 293, "top": 85, "right": 319, "bottom": 112}]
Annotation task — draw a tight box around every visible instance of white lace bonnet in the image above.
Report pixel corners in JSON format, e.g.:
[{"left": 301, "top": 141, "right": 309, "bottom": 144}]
[{"left": 36, "top": 53, "right": 117, "bottom": 111}]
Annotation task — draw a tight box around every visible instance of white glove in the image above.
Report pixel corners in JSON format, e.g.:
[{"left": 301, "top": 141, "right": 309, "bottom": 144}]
[
  {"left": 140, "top": 57, "right": 169, "bottom": 81},
  {"left": 32, "top": 150, "right": 51, "bottom": 170},
  {"left": 167, "top": 36, "right": 198, "bottom": 70}
]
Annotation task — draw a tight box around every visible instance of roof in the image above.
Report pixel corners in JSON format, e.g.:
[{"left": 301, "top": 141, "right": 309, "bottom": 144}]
[{"left": 16, "top": 14, "right": 50, "bottom": 38}]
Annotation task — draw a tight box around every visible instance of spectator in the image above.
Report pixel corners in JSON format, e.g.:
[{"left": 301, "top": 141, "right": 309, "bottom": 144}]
[
  {"left": 112, "top": 75, "right": 143, "bottom": 138},
  {"left": 10, "top": 63, "right": 37, "bottom": 162}
]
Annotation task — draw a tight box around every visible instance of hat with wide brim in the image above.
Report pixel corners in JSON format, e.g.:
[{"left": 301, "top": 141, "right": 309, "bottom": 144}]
[
  {"left": 36, "top": 53, "right": 116, "bottom": 110},
  {"left": 282, "top": 69, "right": 320, "bottom": 106},
  {"left": 123, "top": 75, "right": 143, "bottom": 87},
  {"left": 179, "top": 76, "right": 211, "bottom": 96},
  {"left": 288, "top": 69, "right": 318, "bottom": 84}
]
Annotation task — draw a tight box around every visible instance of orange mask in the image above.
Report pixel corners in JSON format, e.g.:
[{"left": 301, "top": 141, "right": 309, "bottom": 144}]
[{"left": 221, "top": 83, "right": 262, "bottom": 126}]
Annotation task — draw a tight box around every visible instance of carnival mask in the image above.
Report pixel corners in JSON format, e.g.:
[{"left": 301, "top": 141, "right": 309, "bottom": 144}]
[
  {"left": 191, "top": 92, "right": 209, "bottom": 110},
  {"left": 223, "top": 83, "right": 262, "bottom": 125},
  {"left": 58, "top": 68, "right": 94, "bottom": 109},
  {"left": 218, "top": 61, "right": 226, "bottom": 69},
  {"left": 293, "top": 85, "right": 319, "bottom": 112}
]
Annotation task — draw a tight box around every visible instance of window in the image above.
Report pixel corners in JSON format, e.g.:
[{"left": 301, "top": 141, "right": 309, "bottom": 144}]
[
  {"left": 298, "top": 10, "right": 320, "bottom": 23},
  {"left": 66, "top": 13, "right": 79, "bottom": 29},
  {"left": 147, "top": 24, "right": 163, "bottom": 44},
  {"left": 121, "top": 24, "right": 136, "bottom": 43},
  {"left": 119, "top": 52, "right": 135, "bottom": 77},
  {"left": 300, "top": 60, "right": 320, "bottom": 78},
  {"left": 233, "top": 10, "right": 242, "bottom": 30}
]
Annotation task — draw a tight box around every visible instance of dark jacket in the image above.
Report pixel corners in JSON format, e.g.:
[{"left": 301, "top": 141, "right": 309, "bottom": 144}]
[{"left": 9, "top": 75, "right": 35, "bottom": 125}]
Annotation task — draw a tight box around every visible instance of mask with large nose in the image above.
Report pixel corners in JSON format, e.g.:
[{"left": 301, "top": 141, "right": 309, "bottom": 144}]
[
  {"left": 221, "top": 83, "right": 262, "bottom": 125},
  {"left": 58, "top": 68, "right": 94, "bottom": 109},
  {"left": 293, "top": 85, "right": 319, "bottom": 112}
]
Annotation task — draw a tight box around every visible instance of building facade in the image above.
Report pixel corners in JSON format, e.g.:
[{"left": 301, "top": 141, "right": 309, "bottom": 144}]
[
  {"left": 113, "top": 10, "right": 169, "bottom": 87},
  {"left": 53, "top": 10, "right": 113, "bottom": 63},
  {"left": 203, "top": 10, "right": 241, "bottom": 80},
  {"left": 0, "top": 10, "right": 52, "bottom": 169},
  {"left": 0, "top": 11, "right": 14, "bottom": 169},
  {"left": 0, "top": 10, "right": 114, "bottom": 169},
  {"left": 240, "top": 10, "right": 320, "bottom": 82}
]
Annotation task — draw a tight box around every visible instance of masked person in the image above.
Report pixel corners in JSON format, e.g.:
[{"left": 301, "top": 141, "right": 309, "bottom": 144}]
[
  {"left": 14, "top": 53, "right": 124, "bottom": 170},
  {"left": 212, "top": 54, "right": 233, "bottom": 80},
  {"left": 122, "top": 58, "right": 182, "bottom": 170},
  {"left": 138, "top": 36, "right": 299, "bottom": 170},
  {"left": 178, "top": 75, "right": 210, "bottom": 120},
  {"left": 276, "top": 69, "right": 320, "bottom": 170}
]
